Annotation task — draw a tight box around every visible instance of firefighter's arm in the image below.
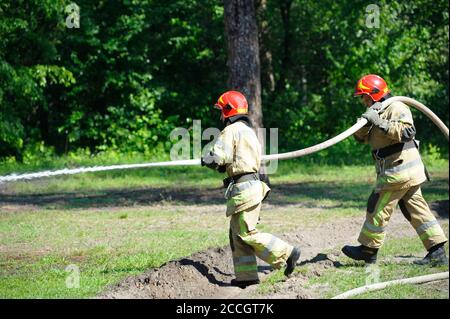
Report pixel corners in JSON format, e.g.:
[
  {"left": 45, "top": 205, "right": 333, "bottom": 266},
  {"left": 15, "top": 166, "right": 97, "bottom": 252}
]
[
  {"left": 362, "top": 105, "right": 416, "bottom": 143},
  {"left": 384, "top": 106, "right": 416, "bottom": 142},
  {"left": 201, "top": 128, "right": 234, "bottom": 171}
]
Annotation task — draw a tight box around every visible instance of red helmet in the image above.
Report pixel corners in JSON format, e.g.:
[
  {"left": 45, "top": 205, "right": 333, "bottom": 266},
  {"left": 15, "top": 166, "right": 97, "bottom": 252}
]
[
  {"left": 354, "top": 74, "right": 390, "bottom": 102},
  {"left": 214, "top": 91, "right": 248, "bottom": 119}
]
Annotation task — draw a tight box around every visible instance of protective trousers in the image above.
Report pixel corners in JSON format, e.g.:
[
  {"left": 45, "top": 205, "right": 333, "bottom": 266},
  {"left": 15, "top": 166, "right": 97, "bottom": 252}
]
[
  {"left": 229, "top": 203, "right": 294, "bottom": 281},
  {"left": 358, "top": 185, "right": 447, "bottom": 250}
]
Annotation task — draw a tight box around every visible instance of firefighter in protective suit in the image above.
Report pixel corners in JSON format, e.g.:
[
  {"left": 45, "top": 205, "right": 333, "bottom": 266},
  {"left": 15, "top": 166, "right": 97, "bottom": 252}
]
[
  {"left": 342, "top": 74, "right": 448, "bottom": 265},
  {"left": 202, "top": 91, "right": 301, "bottom": 288}
]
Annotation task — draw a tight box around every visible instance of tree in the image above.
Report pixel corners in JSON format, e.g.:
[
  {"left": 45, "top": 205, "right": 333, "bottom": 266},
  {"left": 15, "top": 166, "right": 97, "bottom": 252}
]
[
  {"left": 256, "top": 0, "right": 275, "bottom": 93},
  {"left": 223, "top": 0, "right": 263, "bottom": 131},
  {"left": 275, "top": 0, "right": 293, "bottom": 93},
  {"left": 1, "top": 0, "right": 447, "bottom": 163},
  {"left": 223, "top": 0, "right": 272, "bottom": 183}
]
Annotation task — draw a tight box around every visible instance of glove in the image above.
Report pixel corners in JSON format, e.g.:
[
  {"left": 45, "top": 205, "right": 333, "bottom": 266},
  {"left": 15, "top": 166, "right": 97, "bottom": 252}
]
[
  {"left": 201, "top": 157, "right": 216, "bottom": 170},
  {"left": 371, "top": 102, "right": 383, "bottom": 111},
  {"left": 217, "top": 165, "right": 227, "bottom": 173},
  {"left": 201, "top": 155, "right": 225, "bottom": 172},
  {"left": 361, "top": 107, "right": 379, "bottom": 123},
  {"left": 362, "top": 107, "right": 390, "bottom": 132}
]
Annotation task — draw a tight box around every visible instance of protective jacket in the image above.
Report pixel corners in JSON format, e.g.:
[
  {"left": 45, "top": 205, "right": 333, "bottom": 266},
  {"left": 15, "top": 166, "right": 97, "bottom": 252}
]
[
  {"left": 354, "top": 100, "right": 427, "bottom": 191},
  {"left": 203, "top": 120, "right": 270, "bottom": 216}
]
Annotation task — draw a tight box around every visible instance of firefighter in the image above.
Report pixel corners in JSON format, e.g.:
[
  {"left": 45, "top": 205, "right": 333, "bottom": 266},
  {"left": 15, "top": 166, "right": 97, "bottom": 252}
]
[
  {"left": 342, "top": 74, "right": 448, "bottom": 265},
  {"left": 202, "top": 90, "right": 301, "bottom": 288}
]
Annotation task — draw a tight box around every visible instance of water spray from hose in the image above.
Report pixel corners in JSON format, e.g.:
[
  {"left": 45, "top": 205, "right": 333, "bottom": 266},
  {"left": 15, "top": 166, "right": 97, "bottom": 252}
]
[{"left": 0, "top": 96, "right": 447, "bottom": 183}]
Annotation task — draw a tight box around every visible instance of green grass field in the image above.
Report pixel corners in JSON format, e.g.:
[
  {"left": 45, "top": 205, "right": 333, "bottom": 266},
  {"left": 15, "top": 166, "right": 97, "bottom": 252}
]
[
  {"left": 308, "top": 232, "right": 450, "bottom": 299},
  {"left": 0, "top": 159, "right": 448, "bottom": 298}
]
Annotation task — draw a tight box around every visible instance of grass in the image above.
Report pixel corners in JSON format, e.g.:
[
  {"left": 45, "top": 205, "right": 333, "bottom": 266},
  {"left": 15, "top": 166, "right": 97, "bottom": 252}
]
[
  {"left": 308, "top": 229, "right": 450, "bottom": 299},
  {"left": 0, "top": 159, "right": 448, "bottom": 298},
  {"left": 0, "top": 206, "right": 232, "bottom": 298},
  {"left": 354, "top": 280, "right": 449, "bottom": 299},
  {"left": 0, "top": 204, "right": 362, "bottom": 298},
  {"left": 255, "top": 224, "right": 449, "bottom": 299}
]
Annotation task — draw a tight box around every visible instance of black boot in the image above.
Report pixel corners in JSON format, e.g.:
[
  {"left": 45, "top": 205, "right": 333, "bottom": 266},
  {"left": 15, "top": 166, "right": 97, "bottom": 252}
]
[
  {"left": 414, "top": 243, "right": 448, "bottom": 266},
  {"left": 230, "top": 278, "right": 260, "bottom": 288},
  {"left": 342, "top": 245, "right": 378, "bottom": 264},
  {"left": 284, "top": 247, "right": 301, "bottom": 276}
]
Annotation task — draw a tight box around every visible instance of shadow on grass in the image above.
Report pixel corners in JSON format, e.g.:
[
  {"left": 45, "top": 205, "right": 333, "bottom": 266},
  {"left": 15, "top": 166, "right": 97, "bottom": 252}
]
[
  {"left": 429, "top": 200, "right": 449, "bottom": 219},
  {"left": 178, "top": 259, "right": 232, "bottom": 287},
  {"left": 0, "top": 177, "right": 447, "bottom": 212},
  {"left": 299, "top": 253, "right": 344, "bottom": 268},
  {"left": 0, "top": 181, "right": 368, "bottom": 209}
]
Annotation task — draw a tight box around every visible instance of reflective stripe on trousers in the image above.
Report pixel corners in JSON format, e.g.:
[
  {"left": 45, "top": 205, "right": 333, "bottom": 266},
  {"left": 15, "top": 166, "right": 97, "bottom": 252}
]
[
  {"left": 229, "top": 203, "right": 294, "bottom": 280},
  {"left": 358, "top": 185, "right": 447, "bottom": 250}
]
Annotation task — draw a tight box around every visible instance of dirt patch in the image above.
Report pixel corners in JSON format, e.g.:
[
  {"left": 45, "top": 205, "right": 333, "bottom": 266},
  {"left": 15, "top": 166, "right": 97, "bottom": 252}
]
[
  {"left": 99, "top": 202, "right": 448, "bottom": 299},
  {"left": 259, "top": 277, "right": 314, "bottom": 299},
  {"left": 98, "top": 215, "right": 359, "bottom": 299},
  {"left": 99, "top": 247, "right": 236, "bottom": 299},
  {"left": 249, "top": 254, "right": 341, "bottom": 299}
]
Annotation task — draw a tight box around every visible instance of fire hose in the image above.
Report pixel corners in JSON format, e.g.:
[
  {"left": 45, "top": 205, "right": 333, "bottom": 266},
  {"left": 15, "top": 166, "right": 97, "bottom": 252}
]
[
  {"left": 0, "top": 96, "right": 448, "bottom": 183},
  {"left": 332, "top": 271, "right": 449, "bottom": 299},
  {"left": 263, "top": 96, "right": 449, "bottom": 161}
]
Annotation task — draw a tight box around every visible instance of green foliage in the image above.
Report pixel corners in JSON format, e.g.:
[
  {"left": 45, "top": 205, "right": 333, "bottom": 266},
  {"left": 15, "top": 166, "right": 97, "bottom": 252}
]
[
  {"left": 263, "top": 0, "right": 448, "bottom": 162},
  {"left": 0, "top": 0, "right": 448, "bottom": 164},
  {"left": 0, "top": 0, "right": 225, "bottom": 160}
]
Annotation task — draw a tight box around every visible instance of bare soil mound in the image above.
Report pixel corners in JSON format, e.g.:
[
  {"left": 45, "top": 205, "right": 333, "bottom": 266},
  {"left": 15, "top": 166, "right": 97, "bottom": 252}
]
[{"left": 99, "top": 203, "right": 448, "bottom": 299}]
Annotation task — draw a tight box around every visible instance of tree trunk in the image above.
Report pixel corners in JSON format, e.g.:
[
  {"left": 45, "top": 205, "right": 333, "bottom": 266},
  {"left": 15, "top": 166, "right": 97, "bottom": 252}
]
[
  {"left": 223, "top": 0, "right": 270, "bottom": 185},
  {"left": 256, "top": 0, "right": 275, "bottom": 93},
  {"left": 276, "top": 0, "right": 293, "bottom": 93},
  {"left": 37, "top": 102, "right": 49, "bottom": 145},
  {"left": 223, "top": 0, "right": 263, "bottom": 130}
]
